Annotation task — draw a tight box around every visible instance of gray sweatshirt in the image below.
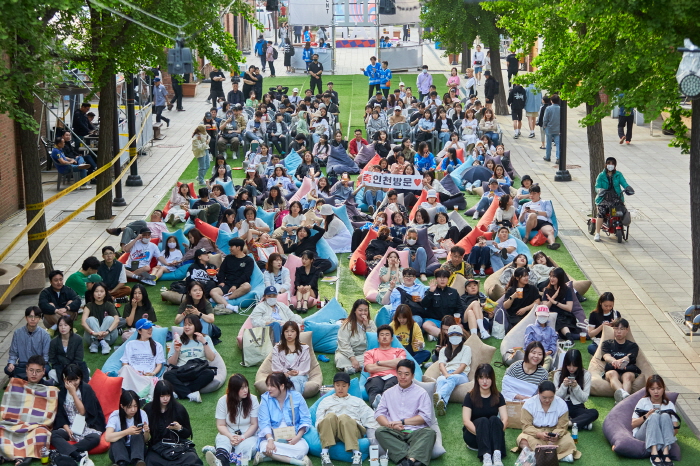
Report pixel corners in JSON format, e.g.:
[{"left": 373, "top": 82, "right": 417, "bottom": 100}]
[
  {"left": 542, "top": 103, "right": 561, "bottom": 135},
  {"left": 8, "top": 326, "right": 50, "bottom": 366}
]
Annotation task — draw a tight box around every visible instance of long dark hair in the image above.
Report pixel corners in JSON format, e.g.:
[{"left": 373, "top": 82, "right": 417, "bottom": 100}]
[
  {"left": 185, "top": 281, "right": 209, "bottom": 314},
  {"left": 506, "top": 267, "right": 529, "bottom": 289},
  {"left": 227, "top": 374, "right": 253, "bottom": 424},
  {"left": 137, "top": 326, "right": 157, "bottom": 357},
  {"left": 278, "top": 321, "right": 303, "bottom": 355},
  {"left": 266, "top": 186, "right": 284, "bottom": 207},
  {"left": 558, "top": 349, "right": 585, "bottom": 388},
  {"left": 469, "top": 363, "right": 501, "bottom": 408},
  {"left": 118, "top": 390, "right": 142, "bottom": 431},
  {"left": 545, "top": 267, "right": 568, "bottom": 296},
  {"left": 532, "top": 251, "right": 555, "bottom": 267},
  {"left": 437, "top": 315, "right": 456, "bottom": 347},
  {"left": 222, "top": 208, "right": 236, "bottom": 230},
  {"left": 444, "top": 332, "right": 465, "bottom": 363},
  {"left": 149, "top": 380, "right": 177, "bottom": 441},
  {"left": 129, "top": 284, "right": 153, "bottom": 316},
  {"left": 61, "top": 363, "right": 83, "bottom": 384},
  {"left": 392, "top": 304, "right": 416, "bottom": 334},
  {"left": 85, "top": 281, "right": 113, "bottom": 305},
  {"left": 593, "top": 292, "right": 615, "bottom": 314},
  {"left": 56, "top": 315, "right": 74, "bottom": 336},
  {"left": 266, "top": 372, "right": 294, "bottom": 392},
  {"left": 180, "top": 314, "right": 203, "bottom": 346},
  {"left": 645, "top": 374, "right": 670, "bottom": 405},
  {"left": 344, "top": 299, "right": 371, "bottom": 337},
  {"left": 164, "top": 236, "right": 180, "bottom": 259}
]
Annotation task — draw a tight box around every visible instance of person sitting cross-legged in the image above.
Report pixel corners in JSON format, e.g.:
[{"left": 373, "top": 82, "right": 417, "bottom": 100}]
[
  {"left": 316, "top": 372, "right": 380, "bottom": 466},
  {"left": 250, "top": 286, "right": 303, "bottom": 345},
  {"left": 601, "top": 318, "right": 641, "bottom": 403},
  {"left": 374, "top": 359, "right": 437, "bottom": 466},
  {"left": 209, "top": 238, "right": 255, "bottom": 313}
]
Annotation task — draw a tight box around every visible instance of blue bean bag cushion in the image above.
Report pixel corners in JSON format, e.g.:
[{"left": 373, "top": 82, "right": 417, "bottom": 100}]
[
  {"left": 439, "top": 174, "right": 461, "bottom": 196},
  {"left": 449, "top": 158, "right": 473, "bottom": 189},
  {"left": 327, "top": 144, "right": 360, "bottom": 175},
  {"left": 303, "top": 298, "right": 348, "bottom": 353},
  {"left": 517, "top": 200, "right": 559, "bottom": 240},
  {"left": 226, "top": 263, "right": 264, "bottom": 308},
  {"left": 256, "top": 207, "right": 276, "bottom": 232},
  {"left": 374, "top": 306, "right": 392, "bottom": 327},
  {"left": 183, "top": 219, "right": 196, "bottom": 235},
  {"left": 283, "top": 150, "right": 302, "bottom": 176},
  {"left": 332, "top": 204, "right": 354, "bottom": 236},
  {"left": 216, "top": 229, "right": 239, "bottom": 252},
  {"left": 219, "top": 179, "right": 235, "bottom": 196},
  {"left": 304, "top": 380, "right": 371, "bottom": 462},
  {"left": 102, "top": 326, "right": 169, "bottom": 377},
  {"left": 161, "top": 263, "right": 190, "bottom": 281},
  {"left": 359, "top": 333, "right": 423, "bottom": 401},
  {"left": 160, "top": 229, "right": 190, "bottom": 254},
  {"left": 603, "top": 389, "right": 681, "bottom": 460}
]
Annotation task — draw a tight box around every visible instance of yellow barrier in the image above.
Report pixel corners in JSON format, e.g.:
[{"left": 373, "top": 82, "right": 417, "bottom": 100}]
[{"left": 0, "top": 107, "right": 152, "bottom": 304}]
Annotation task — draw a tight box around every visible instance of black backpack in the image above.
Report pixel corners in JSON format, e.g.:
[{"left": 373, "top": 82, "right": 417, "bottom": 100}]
[
  {"left": 169, "top": 280, "right": 187, "bottom": 295},
  {"left": 272, "top": 47, "right": 279, "bottom": 60}
]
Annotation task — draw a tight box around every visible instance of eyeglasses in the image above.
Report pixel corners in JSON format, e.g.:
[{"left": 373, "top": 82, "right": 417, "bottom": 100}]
[{"left": 27, "top": 369, "right": 44, "bottom": 375}]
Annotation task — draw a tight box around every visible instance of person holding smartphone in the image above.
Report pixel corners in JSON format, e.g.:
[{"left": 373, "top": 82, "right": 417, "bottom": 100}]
[
  {"left": 553, "top": 349, "right": 599, "bottom": 431},
  {"left": 105, "top": 390, "right": 151, "bottom": 466},
  {"left": 517, "top": 381, "right": 581, "bottom": 462}
]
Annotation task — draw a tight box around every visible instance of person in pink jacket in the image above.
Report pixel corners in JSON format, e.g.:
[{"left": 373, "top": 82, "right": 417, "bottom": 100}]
[{"left": 270, "top": 321, "right": 310, "bottom": 395}]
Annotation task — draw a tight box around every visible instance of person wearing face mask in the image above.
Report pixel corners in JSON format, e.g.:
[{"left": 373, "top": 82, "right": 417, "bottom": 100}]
[
  {"left": 150, "top": 237, "right": 184, "bottom": 281},
  {"left": 364, "top": 226, "right": 403, "bottom": 275},
  {"left": 434, "top": 325, "right": 471, "bottom": 417},
  {"left": 308, "top": 53, "right": 323, "bottom": 95},
  {"left": 416, "top": 65, "right": 433, "bottom": 101},
  {"left": 250, "top": 287, "right": 303, "bottom": 344},
  {"left": 593, "top": 157, "right": 632, "bottom": 242},
  {"left": 396, "top": 229, "right": 429, "bottom": 283},
  {"left": 123, "top": 228, "right": 163, "bottom": 284},
  {"left": 523, "top": 306, "right": 558, "bottom": 371}
]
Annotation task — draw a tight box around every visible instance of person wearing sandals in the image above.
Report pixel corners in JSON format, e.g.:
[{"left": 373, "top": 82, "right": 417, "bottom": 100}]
[
  {"left": 631, "top": 375, "right": 680, "bottom": 466},
  {"left": 294, "top": 251, "right": 322, "bottom": 313}
]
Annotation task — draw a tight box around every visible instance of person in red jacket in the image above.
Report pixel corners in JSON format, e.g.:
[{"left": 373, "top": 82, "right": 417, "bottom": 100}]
[{"left": 349, "top": 129, "right": 369, "bottom": 157}]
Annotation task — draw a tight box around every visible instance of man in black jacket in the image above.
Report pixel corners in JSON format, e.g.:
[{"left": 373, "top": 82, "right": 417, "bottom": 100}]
[
  {"left": 227, "top": 81, "right": 245, "bottom": 106},
  {"left": 483, "top": 71, "right": 498, "bottom": 110},
  {"left": 419, "top": 269, "right": 461, "bottom": 339},
  {"left": 169, "top": 74, "right": 185, "bottom": 111},
  {"left": 507, "top": 83, "right": 527, "bottom": 139},
  {"left": 209, "top": 238, "right": 254, "bottom": 313},
  {"left": 71, "top": 102, "right": 94, "bottom": 150},
  {"left": 38, "top": 270, "right": 81, "bottom": 329},
  {"left": 506, "top": 50, "right": 520, "bottom": 88}
]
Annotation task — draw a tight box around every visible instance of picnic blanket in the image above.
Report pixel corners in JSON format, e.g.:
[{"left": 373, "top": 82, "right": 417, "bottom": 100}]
[{"left": 0, "top": 378, "right": 59, "bottom": 459}]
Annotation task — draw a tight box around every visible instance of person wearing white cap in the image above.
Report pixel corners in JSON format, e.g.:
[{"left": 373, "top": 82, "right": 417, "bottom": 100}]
[
  {"left": 119, "top": 318, "right": 165, "bottom": 400},
  {"left": 419, "top": 189, "right": 448, "bottom": 215},
  {"left": 289, "top": 87, "right": 301, "bottom": 106},
  {"left": 318, "top": 203, "right": 352, "bottom": 253},
  {"left": 434, "top": 324, "right": 471, "bottom": 416},
  {"left": 524, "top": 305, "right": 558, "bottom": 371},
  {"left": 389, "top": 106, "right": 406, "bottom": 126}
]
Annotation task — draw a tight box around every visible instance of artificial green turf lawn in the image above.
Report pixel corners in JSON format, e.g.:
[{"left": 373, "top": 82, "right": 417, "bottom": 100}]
[{"left": 77, "top": 74, "right": 700, "bottom": 465}]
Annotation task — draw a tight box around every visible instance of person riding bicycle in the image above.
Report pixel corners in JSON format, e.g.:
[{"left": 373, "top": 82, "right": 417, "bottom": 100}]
[{"left": 594, "top": 157, "right": 633, "bottom": 242}]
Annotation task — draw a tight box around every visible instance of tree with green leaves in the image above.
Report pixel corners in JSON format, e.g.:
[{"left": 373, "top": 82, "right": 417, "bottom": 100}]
[
  {"left": 62, "top": 0, "right": 258, "bottom": 219},
  {"left": 421, "top": 0, "right": 508, "bottom": 115}
]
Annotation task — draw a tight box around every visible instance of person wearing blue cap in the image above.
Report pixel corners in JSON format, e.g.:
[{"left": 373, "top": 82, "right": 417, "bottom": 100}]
[
  {"left": 249, "top": 286, "right": 302, "bottom": 344},
  {"left": 119, "top": 318, "right": 165, "bottom": 401}
]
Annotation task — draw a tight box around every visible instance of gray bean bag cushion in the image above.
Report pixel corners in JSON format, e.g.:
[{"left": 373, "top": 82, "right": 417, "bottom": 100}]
[
  {"left": 603, "top": 389, "right": 681, "bottom": 460},
  {"left": 416, "top": 227, "right": 441, "bottom": 276},
  {"left": 439, "top": 176, "right": 467, "bottom": 210},
  {"left": 327, "top": 144, "right": 360, "bottom": 174},
  {"left": 355, "top": 143, "right": 377, "bottom": 168}
]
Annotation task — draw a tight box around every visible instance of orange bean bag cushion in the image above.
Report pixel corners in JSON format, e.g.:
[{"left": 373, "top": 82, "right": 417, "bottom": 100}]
[
  {"left": 456, "top": 148, "right": 464, "bottom": 162},
  {"left": 349, "top": 228, "right": 378, "bottom": 276},
  {"left": 195, "top": 218, "right": 220, "bottom": 241},
  {"left": 177, "top": 181, "right": 198, "bottom": 198}
]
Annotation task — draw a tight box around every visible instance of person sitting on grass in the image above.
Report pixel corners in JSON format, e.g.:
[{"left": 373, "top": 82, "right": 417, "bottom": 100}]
[
  {"left": 105, "top": 210, "right": 169, "bottom": 250},
  {"left": 192, "top": 187, "right": 223, "bottom": 225},
  {"left": 119, "top": 319, "right": 165, "bottom": 401},
  {"left": 601, "top": 318, "right": 640, "bottom": 403},
  {"left": 462, "top": 363, "right": 507, "bottom": 466},
  {"left": 472, "top": 179, "right": 506, "bottom": 220},
  {"left": 587, "top": 292, "right": 620, "bottom": 355},
  {"left": 271, "top": 321, "right": 310, "bottom": 395},
  {"left": 523, "top": 306, "right": 558, "bottom": 371},
  {"left": 176, "top": 281, "right": 215, "bottom": 335},
  {"left": 518, "top": 185, "right": 560, "bottom": 250},
  {"left": 542, "top": 267, "right": 577, "bottom": 341},
  {"left": 461, "top": 279, "right": 490, "bottom": 340},
  {"left": 374, "top": 359, "right": 436, "bottom": 466},
  {"left": 502, "top": 267, "right": 541, "bottom": 329},
  {"left": 553, "top": 349, "right": 599, "bottom": 432},
  {"left": 364, "top": 325, "right": 407, "bottom": 409},
  {"left": 434, "top": 325, "right": 471, "bottom": 417},
  {"left": 250, "top": 287, "right": 303, "bottom": 345},
  {"left": 467, "top": 236, "right": 491, "bottom": 277},
  {"left": 48, "top": 315, "right": 89, "bottom": 384},
  {"left": 335, "top": 299, "right": 377, "bottom": 375},
  {"left": 150, "top": 235, "right": 184, "bottom": 281},
  {"left": 376, "top": 251, "right": 404, "bottom": 305},
  {"left": 263, "top": 253, "right": 291, "bottom": 295},
  {"left": 105, "top": 389, "right": 150, "bottom": 466},
  {"left": 294, "top": 251, "right": 323, "bottom": 314},
  {"left": 5, "top": 306, "right": 50, "bottom": 381},
  {"left": 165, "top": 315, "right": 217, "bottom": 403},
  {"left": 396, "top": 230, "right": 429, "bottom": 283},
  {"left": 498, "top": 254, "right": 537, "bottom": 289},
  {"left": 516, "top": 381, "right": 580, "bottom": 463},
  {"left": 98, "top": 246, "right": 130, "bottom": 300},
  {"left": 122, "top": 284, "right": 156, "bottom": 341},
  {"left": 501, "top": 341, "right": 548, "bottom": 402},
  {"left": 417, "top": 269, "right": 462, "bottom": 339},
  {"left": 389, "top": 267, "right": 428, "bottom": 315},
  {"left": 64, "top": 256, "right": 100, "bottom": 303},
  {"left": 209, "top": 238, "right": 255, "bottom": 314},
  {"left": 390, "top": 304, "right": 431, "bottom": 365},
  {"left": 82, "top": 282, "right": 119, "bottom": 355},
  {"left": 631, "top": 375, "right": 680, "bottom": 466},
  {"left": 440, "top": 245, "right": 474, "bottom": 283},
  {"left": 123, "top": 228, "right": 162, "bottom": 284},
  {"left": 184, "top": 248, "right": 219, "bottom": 296}
]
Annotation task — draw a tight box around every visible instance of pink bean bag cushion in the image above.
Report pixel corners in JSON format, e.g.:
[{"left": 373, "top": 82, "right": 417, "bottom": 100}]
[
  {"left": 290, "top": 177, "right": 314, "bottom": 203},
  {"left": 349, "top": 228, "right": 378, "bottom": 276},
  {"left": 363, "top": 248, "right": 410, "bottom": 302}
]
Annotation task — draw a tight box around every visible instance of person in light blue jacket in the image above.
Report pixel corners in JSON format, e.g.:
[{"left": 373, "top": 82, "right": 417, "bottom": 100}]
[
  {"left": 361, "top": 56, "right": 381, "bottom": 100},
  {"left": 379, "top": 61, "right": 393, "bottom": 98},
  {"left": 257, "top": 372, "right": 312, "bottom": 465},
  {"left": 302, "top": 42, "right": 314, "bottom": 73},
  {"left": 524, "top": 84, "right": 542, "bottom": 139},
  {"left": 413, "top": 142, "right": 436, "bottom": 174}
]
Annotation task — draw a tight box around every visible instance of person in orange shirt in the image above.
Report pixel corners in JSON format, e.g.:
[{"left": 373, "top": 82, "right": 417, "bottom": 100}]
[{"left": 364, "top": 325, "right": 407, "bottom": 409}]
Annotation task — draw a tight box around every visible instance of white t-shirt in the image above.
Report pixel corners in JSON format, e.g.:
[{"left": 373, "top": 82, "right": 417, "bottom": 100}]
[
  {"left": 498, "top": 238, "right": 517, "bottom": 252},
  {"left": 438, "top": 344, "right": 472, "bottom": 374},
  {"left": 107, "top": 409, "right": 149, "bottom": 445},
  {"left": 121, "top": 339, "right": 166, "bottom": 373},
  {"left": 282, "top": 213, "right": 304, "bottom": 228},
  {"left": 632, "top": 397, "right": 676, "bottom": 436},
  {"left": 129, "top": 241, "right": 162, "bottom": 268},
  {"left": 162, "top": 249, "right": 183, "bottom": 271},
  {"left": 238, "top": 218, "right": 269, "bottom": 241},
  {"left": 522, "top": 200, "right": 550, "bottom": 222},
  {"left": 215, "top": 395, "right": 260, "bottom": 434},
  {"left": 167, "top": 335, "right": 217, "bottom": 366}
]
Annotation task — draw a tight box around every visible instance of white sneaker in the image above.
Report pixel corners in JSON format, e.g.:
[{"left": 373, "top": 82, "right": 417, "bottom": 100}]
[
  {"left": 473, "top": 211, "right": 480, "bottom": 220},
  {"left": 614, "top": 388, "right": 629, "bottom": 403},
  {"left": 492, "top": 450, "right": 503, "bottom": 466},
  {"left": 253, "top": 452, "right": 265, "bottom": 465},
  {"left": 427, "top": 334, "right": 437, "bottom": 342},
  {"left": 344, "top": 366, "right": 356, "bottom": 375},
  {"left": 321, "top": 452, "right": 334, "bottom": 466},
  {"left": 89, "top": 342, "right": 98, "bottom": 353},
  {"left": 100, "top": 340, "right": 111, "bottom": 355},
  {"left": 371, "top": 394, "right": 382, "bottom": 410},
  {"left": 187, "top": 391, "right": 202, "bottom": 403},
  {"left": 352, "top": 452, "right": 363, "bottom": 466},
  {"left": 594, "top": 233, "right": 601, "bottom": 242},
  {"left": 480, "top": 330, "right": 491, "bottom": 340},
  {"left": 302, "top": 456, "right": 313, "bottom": 466},
  {"left": 482, "top": 453, "right": 493, "bottom": 466},
  {"left": 205, "top": 450, "right": 222, "bottom": 466},
  {"left": 561, "top": 454, "right": 574, "bottom": 463}
]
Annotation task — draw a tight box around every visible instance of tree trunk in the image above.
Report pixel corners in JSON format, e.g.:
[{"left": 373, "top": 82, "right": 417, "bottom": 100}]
[
  {"left": 461, "top": 42, "right": 470, "bottom": 74},
  {"left": 586, "top": 93, "right": 606, "bottom": 213},
  {"left": 94, "top": 69, "right": 116, "bottom": 220},
  {"left": 16, "top": 96, "right": 53, "bottom": 274},
  {"left": 487, "top": 35, "right": 508, "bottom": 115},
  {"left": 690, "top": 99, "right": 700, "bottom": 304}
]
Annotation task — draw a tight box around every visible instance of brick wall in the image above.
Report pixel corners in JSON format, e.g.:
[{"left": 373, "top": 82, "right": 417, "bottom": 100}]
[{"left": 0, "top": 113, "right": 23, "bottom": 221}]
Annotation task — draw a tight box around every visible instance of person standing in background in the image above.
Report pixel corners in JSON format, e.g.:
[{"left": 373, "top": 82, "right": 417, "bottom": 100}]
[
  {"left": 169, "top": 74, "right": 184, "bottom": 111},
  {"left": 416, "top": 65, "right": 433, "bottom": 101},
  {"left": 294, "top": 25, "right": 302, "bottom": 43},
  {"left": 266, "top": 41, "right": 277, "bottom": 78},
  {"left": 152, "top": 77, "right": 170, "bottom": 127},
  {"left": 208, "top": 67, "right": 226, "bottom": 104},
  {"left": 379, "top": 61, "right": 393, "bottom": 98},
  {"left": 308, "top": 53, "right": 323, "bottom": 95},
  {"left": 254, "top": 35, "right": 267, "bottom": 72},
  {"left": 403, "top": 24, "right": 410, "bottom": 41},
  {"left": 524, "top": 84, "right": 542, "bottom": 139},
  {"left": 506, "top": 49, "right": 520, "bottom": 88},
  {"left": 472, "top": 45, "right": 485, "bottom": 86},
  {"left": 361, "top": 56, "right": 381, "bottom": 100},
  {"left": 618, "top": 100, "right": 634, "bottom": 145}
]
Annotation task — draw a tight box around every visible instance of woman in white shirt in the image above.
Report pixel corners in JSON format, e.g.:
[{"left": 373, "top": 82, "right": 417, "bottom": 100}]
[
  {"left": 271, "top": 322, "right": 311, "bottom": 395},
  {"left": 553, "top": 349, "right": 599, "bottom": 431},
  {"left": 119, "top": 319, "right": 165, "bottom": 401},
  {"left": 319, "top": 204, "right": 352, "bottom": 253},
  {"left": 238, "top": 206, "right": 271, "bottom": 242},
  {"left": 435, "top": 325, "right": 471, "bottom": 416},
  {"left": 428, "top": 211, "right": 452, "bottom": 246},
  {"left": 491, "top": 194, "right": 516, "bottom": 233},
  {"left": 631, "top": 375, "right": 680, "bottom": 464},
  {"left": 206, "top": 374, "right": 260, "bottom": 466},
  {"left": 166, "top": 184, "right": 191, "bottom": 225},
  {"left": 335, "top": 299, "right": 377, "bottom": 374},
  {"left": 263, "top": 253, "right": 291, "bottom": 295},
  {"left": 219, "top": 208, "right": 241, "bottom": 235},
  {"left": 105, "top": 389, "right": 151, "bottom": 465}
]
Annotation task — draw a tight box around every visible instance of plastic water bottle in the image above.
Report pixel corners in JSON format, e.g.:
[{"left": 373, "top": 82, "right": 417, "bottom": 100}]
[
  {"left": 572, "top": 423, "right": 578, "bottom": 444},
  {"left": 40, "top": 446, "right": 49, "bottom": 464}
]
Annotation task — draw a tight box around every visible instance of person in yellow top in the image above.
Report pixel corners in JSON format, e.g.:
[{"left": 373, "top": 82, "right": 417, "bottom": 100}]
[{"left": 389, "top": 304, "right": 431, "bottom": 365}]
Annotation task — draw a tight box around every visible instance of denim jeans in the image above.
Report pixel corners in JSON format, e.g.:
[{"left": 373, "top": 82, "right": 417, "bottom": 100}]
[
  {"left": 290, "top": 375, "right": 308, "bottom": 394},
  {"left": 245, "top": 131, "right": 264, "bottom": 143},
  {"left": 436, "top": 372, "right": 469, "bottom": 404},
  {"left": 468, "top": 246, "right": 490, "bottom": 269},
  {"left": 408, "top": 247, "right": 427, "bottom": 274},
  {"left": 196, "top": 155, "right": 210, "bottom": 183},
  {"left": 545, "top": 131, "right": 560, "bottom": 161},
  {"left": 268, "top": 321, "right": 282, "bottom": 344},
  {"left": 365, "top": 190, "right": 385, "bottom": 207},
  {"left": 475, "top": 196, "right": 492, "bottom": 213},
  {"left": 438, "top": 132, "right": 451, "bottom": 147},
  {"left": 489, "top": 245, "right": 516, "bottom": 271},
  {"left": 85, "top": 316, "right": 118, "bottom": 346},
  {"left": 483, "top": 131, "right": 499, "bottom": 146}
]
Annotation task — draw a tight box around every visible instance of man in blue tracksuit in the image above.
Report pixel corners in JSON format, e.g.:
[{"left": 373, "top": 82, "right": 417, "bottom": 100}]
[
  {"left": 361, "top": 56, "right": 381, "bottom": 100},
  {"left": 379, "top": 61, "right": 392, "bottom": 99}
]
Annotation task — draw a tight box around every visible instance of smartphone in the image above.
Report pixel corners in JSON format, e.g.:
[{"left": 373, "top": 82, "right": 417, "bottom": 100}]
[
  {"left": 567, "top": 375, "right": 575, "bottom": 381},
  {"left": 548, "top": 432, "right": 557, "bottom": 438},
  {"left": 136, "top": 423, "right": 144, "bottom": 428}
]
